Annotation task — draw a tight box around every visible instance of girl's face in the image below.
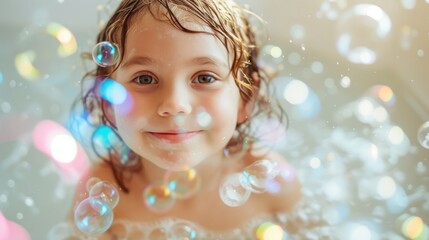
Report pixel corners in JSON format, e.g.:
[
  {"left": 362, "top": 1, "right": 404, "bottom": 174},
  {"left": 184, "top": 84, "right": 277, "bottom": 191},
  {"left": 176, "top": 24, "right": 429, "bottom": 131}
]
[{"left": 110, "top": 13, "right": 247, "bottom": 171}]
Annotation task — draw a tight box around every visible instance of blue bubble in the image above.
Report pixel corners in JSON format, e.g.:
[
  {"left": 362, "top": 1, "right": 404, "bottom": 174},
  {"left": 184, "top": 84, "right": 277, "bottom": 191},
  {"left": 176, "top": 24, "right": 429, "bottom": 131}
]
[
  {"left": 100, "top": 79, "right": 127, "bottom": 105},
  {"left": 74, "top": 197, "right": 113, "bottom": 235},
  {"left": 92, "top": 41, "right": 120, "bottom": 67},
  {"left": 0, "top": 72, "right": 3, "bottom": 85},
  {"left": 93, "top": 125, "right": 116, "bottom": 148}
]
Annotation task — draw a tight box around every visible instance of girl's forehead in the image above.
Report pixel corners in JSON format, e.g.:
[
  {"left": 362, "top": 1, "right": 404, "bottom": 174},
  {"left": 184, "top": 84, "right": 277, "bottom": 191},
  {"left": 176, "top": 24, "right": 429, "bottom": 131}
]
[{"left": 129, "top": 9, "right": 214, "bottom": 34}]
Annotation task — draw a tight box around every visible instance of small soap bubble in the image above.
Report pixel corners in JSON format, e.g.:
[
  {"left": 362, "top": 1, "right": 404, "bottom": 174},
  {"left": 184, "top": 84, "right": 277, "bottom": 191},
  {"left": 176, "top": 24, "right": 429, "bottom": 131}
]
[
  {"left": 417, "top": 121, "right": 429, "bottom": 149},
  {"left": 164, "top": 169, "right": 201, "bottom": 199},
  {"left": 219, "top": 173, "right": 251, "bottom": 207},
  {"left": 148, "top": 227, "right": 168, "bottom": 240},
  {"left": 74, "top": 197, "right": 113, "bottom": 235},
  {"left": 86, "top": 177, "right": 102, "bottom": 191},
  {"left": 92, "top": 41, "right": 120, "bottom": 67},
  {"left": 89, "top": 181, "right": 119, "bottom": 209},
  {"left": 169, "top": 222, "right": 198, "bottom": 239},
  {"left": 143, "top": 183, "right": 176, "bottom": 212},
  {"left": 241, "top": 159, "right": 279, "bottom": 193}
]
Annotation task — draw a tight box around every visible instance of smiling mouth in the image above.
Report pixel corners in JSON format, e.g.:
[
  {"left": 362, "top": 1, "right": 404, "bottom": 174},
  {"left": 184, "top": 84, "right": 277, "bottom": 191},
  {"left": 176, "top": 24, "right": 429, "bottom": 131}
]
[{"left": 149, "top": 131, "right": 202, "bottom": 143}]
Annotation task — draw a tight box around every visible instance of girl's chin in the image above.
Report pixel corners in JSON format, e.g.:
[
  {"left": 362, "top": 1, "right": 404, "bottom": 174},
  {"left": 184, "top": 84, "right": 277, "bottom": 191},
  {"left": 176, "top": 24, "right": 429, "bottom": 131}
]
[{"left": 151, "top": 155, "right": 202, "bottom": 171}]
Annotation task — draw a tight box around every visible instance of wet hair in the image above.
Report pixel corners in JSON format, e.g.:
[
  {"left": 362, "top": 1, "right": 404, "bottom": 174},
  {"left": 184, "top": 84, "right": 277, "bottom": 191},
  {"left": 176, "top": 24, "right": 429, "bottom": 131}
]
[{"left": 74, "top": 0, "right": 288, "bottom": 192}]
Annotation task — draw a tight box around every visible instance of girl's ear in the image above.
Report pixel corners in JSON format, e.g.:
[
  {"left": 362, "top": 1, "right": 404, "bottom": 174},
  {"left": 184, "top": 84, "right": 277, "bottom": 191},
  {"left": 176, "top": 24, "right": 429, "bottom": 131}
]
[
  {"left": 237, "top": 97, "right": 254, "bottom": 124},
  {"left": 237, "top": 72, "right": 259, "bottom": 124}
]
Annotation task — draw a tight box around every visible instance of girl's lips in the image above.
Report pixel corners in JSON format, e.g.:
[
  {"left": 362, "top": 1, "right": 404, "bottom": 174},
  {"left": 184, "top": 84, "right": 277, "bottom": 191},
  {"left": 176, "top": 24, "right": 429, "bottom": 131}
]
[{"left": 149, "top": 131, "right": 202, "bottom": 143}]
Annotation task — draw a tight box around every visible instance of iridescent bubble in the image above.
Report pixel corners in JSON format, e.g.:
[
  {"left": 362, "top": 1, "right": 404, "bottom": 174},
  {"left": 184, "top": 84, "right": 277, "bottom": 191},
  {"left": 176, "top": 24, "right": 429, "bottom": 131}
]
[
  {"left": 164, "top": 169, "right": 201, "bottom": 199},
  {"left": 92, "top": 41, "right": 120, "bottom": 67},
  {"left": 335, "top": 4, "right": 391, "bottom": 64},
  {"left": 86, "top": 177, "right": 101, "bottom": 191},
  {"left": 417, "top": 121, "right": 429, "bottom": 149},
  {"left": 169, "top": 222, "right": 198, "bottom": 240},
  {"left": 74, "top": 197, "right": 113, "bottom": 235},
  {"left": 241, "top": 159, "right": 279, "bottom": 193},
  {"left": 89, "top": 181, "right": 120, "bottom": 209},
  {"left": 219, "top": 173, "right": 251, "bottom": 207},
  {"left": 143, "top": 183, "right": 175, "bottom": 212}
]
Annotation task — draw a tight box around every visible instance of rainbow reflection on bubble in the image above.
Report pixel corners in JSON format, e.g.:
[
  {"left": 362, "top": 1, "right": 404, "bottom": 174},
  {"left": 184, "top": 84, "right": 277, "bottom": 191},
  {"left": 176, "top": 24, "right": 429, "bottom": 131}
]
[
  {"left": 164, "top": 169, "right": 201, "bottom": 199},
  {"left": 89, "top": 181, "right": 120, "bottom": 209},
  {"left": 74, "top": 197, "right": 113, "bottom": 235},
  {"left": 143, "top": 183, "right": 176, "bottom": 212},
  {"left": 92, "top": 41, "right": 120, "bottom": 67}
]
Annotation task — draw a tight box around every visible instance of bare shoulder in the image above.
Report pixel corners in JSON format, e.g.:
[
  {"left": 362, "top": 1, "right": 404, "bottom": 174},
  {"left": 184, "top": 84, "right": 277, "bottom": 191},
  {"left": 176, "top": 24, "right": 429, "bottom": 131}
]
[
  {"left": 243, "top": 146, "right": 301, "bottom": 213},
  {"left": 66, "top": 161, "right": 115, "bottom": 219}
]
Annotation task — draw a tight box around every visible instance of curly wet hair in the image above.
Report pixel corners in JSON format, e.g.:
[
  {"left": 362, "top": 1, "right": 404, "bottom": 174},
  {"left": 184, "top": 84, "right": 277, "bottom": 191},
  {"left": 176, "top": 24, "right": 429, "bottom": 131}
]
[{"left": 74, "top": 0, "right": 287, "bottom": 193}]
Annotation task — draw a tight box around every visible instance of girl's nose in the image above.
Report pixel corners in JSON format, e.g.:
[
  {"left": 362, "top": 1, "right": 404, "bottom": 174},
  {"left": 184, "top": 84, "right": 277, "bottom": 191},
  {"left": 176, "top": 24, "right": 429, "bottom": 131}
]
[{"left": 157, "top": 85, "right": 192, "bottom": 117}]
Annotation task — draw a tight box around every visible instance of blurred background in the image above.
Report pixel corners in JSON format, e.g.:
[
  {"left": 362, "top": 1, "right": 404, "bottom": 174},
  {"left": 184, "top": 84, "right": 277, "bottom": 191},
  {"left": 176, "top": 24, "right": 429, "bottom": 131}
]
[{"left": 0, "top": 0, "right": 428, "bottom": 239}]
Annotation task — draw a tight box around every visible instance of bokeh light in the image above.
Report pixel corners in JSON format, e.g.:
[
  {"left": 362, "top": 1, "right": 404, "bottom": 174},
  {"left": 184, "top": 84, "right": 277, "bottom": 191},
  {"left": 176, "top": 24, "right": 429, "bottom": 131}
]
[{"left": 14, "top": 22, "right": 77, "bottom": 81}]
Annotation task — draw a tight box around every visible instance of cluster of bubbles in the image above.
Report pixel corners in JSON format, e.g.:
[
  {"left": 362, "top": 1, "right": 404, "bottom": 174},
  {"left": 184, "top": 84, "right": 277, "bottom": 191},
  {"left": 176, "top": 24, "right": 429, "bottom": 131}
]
[
  {"left": 219, "top": 159, "right": 280, "bottom": 207},
  {"left": 74, "top": 178, "right": 119, "bottom": 236},
  {"left": 143, "top": 169, "right": 202, "bottom": 212}
]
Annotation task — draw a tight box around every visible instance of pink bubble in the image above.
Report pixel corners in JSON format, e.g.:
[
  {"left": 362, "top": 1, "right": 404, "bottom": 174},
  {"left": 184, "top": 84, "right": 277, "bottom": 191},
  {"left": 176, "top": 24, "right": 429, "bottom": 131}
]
[
  {"left": 7, "top": 221, "right": 30, "bottom": 240},
  {"left": 0, "top": 211, "right": 11, "bottom": 239},
  {"left": 0, "top": 212, "right": 30, "bottom": 240}
]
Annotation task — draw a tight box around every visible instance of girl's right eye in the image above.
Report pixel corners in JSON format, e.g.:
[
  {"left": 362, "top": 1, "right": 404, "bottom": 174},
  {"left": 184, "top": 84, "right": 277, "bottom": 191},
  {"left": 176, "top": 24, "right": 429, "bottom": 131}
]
[{"left": 133, "top": 74, "right": 157, "bottom": 85}]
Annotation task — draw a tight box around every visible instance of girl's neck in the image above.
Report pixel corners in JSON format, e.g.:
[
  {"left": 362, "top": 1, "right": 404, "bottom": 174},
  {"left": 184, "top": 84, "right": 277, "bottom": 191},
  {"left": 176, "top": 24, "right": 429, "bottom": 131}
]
[{"left": 139, "top": 150, "right": 244, "bottom": 193}]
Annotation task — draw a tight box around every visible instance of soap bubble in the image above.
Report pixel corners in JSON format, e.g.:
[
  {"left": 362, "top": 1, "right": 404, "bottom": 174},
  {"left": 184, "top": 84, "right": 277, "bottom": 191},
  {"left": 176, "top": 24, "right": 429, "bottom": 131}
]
[
  {"left": 86, "top": 177, "right": 102, "bottom": 191},
  {"left": 92, "top": 41, "right": 120, "bottom": 67},
  {"left": 219, "top": 173, "right": 251, "bottom": 207},
  {"left": 335, "top": 4, "right": 391, "bottom": 64},
  {"left": 143, "top": 183, "right": 176, "bottom": 212},
  {"left": 241, "top": 159, "right": 279, "bottom": 193},
  {"left": 169, "top": 222, "right": 199, "bottom": 239},
  {"left": 164, "top": 169, "right": 201, "bottom": 199},
  {"left": 74, "top": 197, "right": 113, "bottom": 235},
  {"left": 148, "top": 227, "right": 168, "bottom": 240},
  {"left": 89, "top": 181, "right": 120, "bottom": 209},
  {"left": 417, "top": 121, "right": 429, "bottom": 149}
]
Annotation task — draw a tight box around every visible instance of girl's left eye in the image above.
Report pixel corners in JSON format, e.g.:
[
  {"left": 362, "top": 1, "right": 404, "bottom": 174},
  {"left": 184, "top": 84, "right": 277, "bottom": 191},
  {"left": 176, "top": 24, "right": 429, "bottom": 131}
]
[
  {"left": 133, "top": 74, "right": 157, "bottom": 85},
  {"left": 194, "top": 74, "right": 217, "bottom": 84}
]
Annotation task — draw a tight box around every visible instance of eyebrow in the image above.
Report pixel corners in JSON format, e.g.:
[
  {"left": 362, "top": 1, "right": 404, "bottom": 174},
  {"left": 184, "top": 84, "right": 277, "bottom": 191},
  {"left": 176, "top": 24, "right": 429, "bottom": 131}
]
[
  {"left": 121, "top": 56, "right": 157, "bottom": 69},
  {"left": 120, "top": 55, "right": 229, "bottom": 69},
  {"left": 190, "top": 56, "right": 229, "bottom": 69}
]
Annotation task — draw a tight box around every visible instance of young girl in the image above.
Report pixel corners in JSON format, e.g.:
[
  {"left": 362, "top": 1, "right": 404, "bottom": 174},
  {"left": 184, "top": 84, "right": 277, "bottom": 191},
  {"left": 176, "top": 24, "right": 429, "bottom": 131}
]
[{"left": 52, "top": 0, "right": 300, "bottom": 238}]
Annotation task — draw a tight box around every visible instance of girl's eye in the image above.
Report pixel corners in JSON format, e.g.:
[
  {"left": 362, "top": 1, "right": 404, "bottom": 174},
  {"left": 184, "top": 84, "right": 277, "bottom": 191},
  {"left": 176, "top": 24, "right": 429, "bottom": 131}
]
[
  {"left": 195, "top": 74, "right": 217, "bottom": 84},
  {"left": 133, "top": 74, "right": 157, "bottom": 85}
]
